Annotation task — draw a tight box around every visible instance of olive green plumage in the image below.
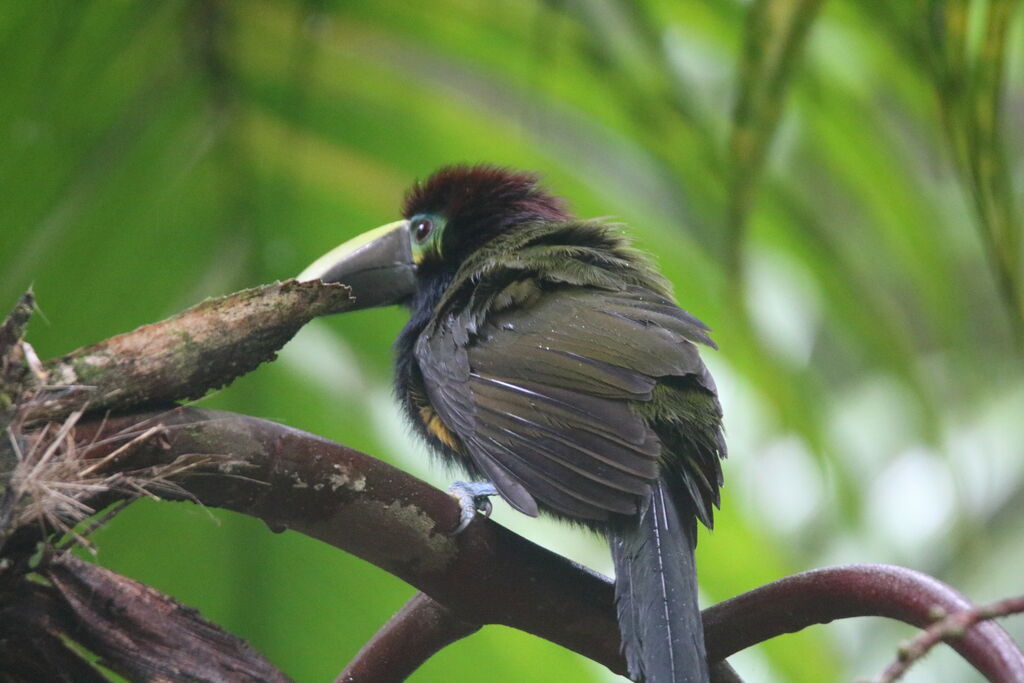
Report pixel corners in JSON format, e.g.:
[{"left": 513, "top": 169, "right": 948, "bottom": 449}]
[
  {"left": 397, "top": 218, "right": 723, "bottom": 529},
  {"left": 304, "top": 165, "right": 726, "bottom": 683}
]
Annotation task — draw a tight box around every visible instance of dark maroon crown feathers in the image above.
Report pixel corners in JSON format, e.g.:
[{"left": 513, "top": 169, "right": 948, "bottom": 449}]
[{"left": 402, "top": 165, "right": 571, "bottom": 251}]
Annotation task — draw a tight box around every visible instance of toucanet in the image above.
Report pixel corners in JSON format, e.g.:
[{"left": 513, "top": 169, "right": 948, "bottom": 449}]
[{"left": 300, "top": 165, "right": 726, "bottom": 683}]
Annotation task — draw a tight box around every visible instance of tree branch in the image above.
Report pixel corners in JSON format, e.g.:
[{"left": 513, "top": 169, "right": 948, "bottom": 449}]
[
  {"left": 335, "top": 592, "right": 481, "bottom": 683},
  {"left": 876, "top": 594, "right": 1024, "bottom": 683},
  {"left": 3, "top": 286, "right": 1022, "bottom": 681},
  {"left": 64, "top": 409, "right": 1024, "bottom": 681},
  {"left": 45, "top": 554, "right": 292, "bottom": 682},
  {"left": 703, "top": 564, "right": 1024, "bottom": 682},
  {"left": 15, "top": 280, "right": 351, "bottom": 423},
  {"left": 68, "top": 407, "right": 628, "bottom": 674}
]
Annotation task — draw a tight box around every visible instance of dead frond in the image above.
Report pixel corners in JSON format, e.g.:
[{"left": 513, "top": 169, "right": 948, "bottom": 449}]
[{"left": 1, "top": 403, "right": 238, "bottom": 554}]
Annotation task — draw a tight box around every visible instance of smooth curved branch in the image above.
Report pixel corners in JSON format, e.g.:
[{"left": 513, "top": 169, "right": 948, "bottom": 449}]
[
  {"left": 340, "top": 590, "right": 744, "bottom": 683},
  {"left": 335, "top": 592, "right": 481, "bottom": 683},
  {"left": 71, "top": 408, "right": 1024, "bottom": 681},
  {"left": 703, "top": 564, "right": 1024, "bottom": 682},
  {"left": 876, "top": 594, "right": 1024, "bottom": 683}
]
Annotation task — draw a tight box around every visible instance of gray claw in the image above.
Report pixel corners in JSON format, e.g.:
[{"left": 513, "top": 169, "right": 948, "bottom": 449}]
[{"left": 448, "top": 481, "right": 498, "bottom": 534}]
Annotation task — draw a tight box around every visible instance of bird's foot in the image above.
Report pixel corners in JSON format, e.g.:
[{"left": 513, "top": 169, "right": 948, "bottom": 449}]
[{"left": 447, "top": 481, "right": 498, "bottom": 534}]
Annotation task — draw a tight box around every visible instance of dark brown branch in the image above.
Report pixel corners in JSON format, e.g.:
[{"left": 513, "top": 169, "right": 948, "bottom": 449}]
[
  {"left": 68, "top": 409, "right": 1024, "bottom": 681},
  {"left": 43, "top": 554, "right": 292, "bottom": 682},
  {"left": 19, "top": 280, "right": 351, "bottom": 423},
  {"left": 71, "top": 406, "right": 628, "bottom": 674},
  {"left": 0, "top": 548, "right": 291, "bottom": 682},
  {"left": 344, "top": 593, "right": 746, "bottom": 682},
  {"left": 703, "top": 564, "right": 1024, "bottom": 682},
  {"left": 876, "top": 594, "right": 1024, "bottom": 683},
  {"left": 336, "top": 592, "right": 481, "bottom": 683},
  {"left": 0, "top": 580, "right": 112, "bottom": 683},
  {"left": 6, "top": 288, "right": 1020, "bottom": 681}
]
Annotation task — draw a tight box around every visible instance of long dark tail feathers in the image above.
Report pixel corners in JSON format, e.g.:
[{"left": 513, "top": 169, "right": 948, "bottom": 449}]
[{"left": 611, "top": 479, "right": 708, "bottom": 683}]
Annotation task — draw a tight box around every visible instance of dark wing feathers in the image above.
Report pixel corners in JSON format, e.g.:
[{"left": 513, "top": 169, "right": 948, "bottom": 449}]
[
  {"left": 466, "top": 378, "right": 655, "bottom": 458},
  {"left": 417, "top": 320, "right": 475, "bottom": 435},
  {"left": 465, "top": 442, "right": 540, "bottom": 517},
  {"left": 415, "top": 284, "right": 717, "bottom": 520},
  {"left": 471, "top": 375, "right": 657, "bottom": 453},
  {"left": 474, "top": 425, "right": 642, "bottom": 516},
  {"left": 471, "top": 339, "right": 655, "bottom": 398},
  {"left": 470, "top": 378, "right": 656, "bottom": 492}
]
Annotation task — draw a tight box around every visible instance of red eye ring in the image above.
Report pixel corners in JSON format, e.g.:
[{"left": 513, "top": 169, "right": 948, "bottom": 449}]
[{"left": 412, "top": 218, "right": 433, "bottom": 242}]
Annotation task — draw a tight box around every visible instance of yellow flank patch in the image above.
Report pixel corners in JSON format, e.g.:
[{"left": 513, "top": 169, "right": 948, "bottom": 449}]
[{"left": 419, "top": 405, "right": 462, "bottom": 451}]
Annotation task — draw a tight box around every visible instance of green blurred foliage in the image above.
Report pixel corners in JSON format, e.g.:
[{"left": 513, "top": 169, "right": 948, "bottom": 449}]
[{"left": 3, "top": 1, "right": 1022, "bottom": 681}]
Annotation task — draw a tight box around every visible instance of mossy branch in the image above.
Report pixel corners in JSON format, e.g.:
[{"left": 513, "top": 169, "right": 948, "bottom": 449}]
[{"left": 10, "top": 279, "right": 352, "bottom": 423}]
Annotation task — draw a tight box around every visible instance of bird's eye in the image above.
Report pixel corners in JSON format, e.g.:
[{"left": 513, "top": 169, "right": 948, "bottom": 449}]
[{"left": 412, "top": 218, "right": 433, "bottom": 243}]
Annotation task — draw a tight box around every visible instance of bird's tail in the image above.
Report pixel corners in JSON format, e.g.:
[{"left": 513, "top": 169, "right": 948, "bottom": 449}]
[{"left": 610, "top": 478, "right": 708, "bottom": 683}]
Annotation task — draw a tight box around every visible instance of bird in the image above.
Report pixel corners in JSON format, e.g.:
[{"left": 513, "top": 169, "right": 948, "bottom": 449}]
[{"left": 299, "top": 165, "right": 725, "bottom": 683}]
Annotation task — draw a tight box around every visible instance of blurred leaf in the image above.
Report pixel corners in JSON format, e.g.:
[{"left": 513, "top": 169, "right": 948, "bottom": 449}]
[{"left": 728, "top": 0, "right": 825, "bottom": 275}]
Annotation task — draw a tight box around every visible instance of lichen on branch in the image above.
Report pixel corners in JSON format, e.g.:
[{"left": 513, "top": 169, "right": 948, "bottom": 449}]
[{"left": 11, "top": 279, "right": 351, "bottom": 423}]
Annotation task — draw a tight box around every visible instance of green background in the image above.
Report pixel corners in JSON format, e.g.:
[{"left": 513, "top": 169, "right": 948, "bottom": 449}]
[{"left": 2, "top": 1, "right": 1022, "bottom": 681}]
